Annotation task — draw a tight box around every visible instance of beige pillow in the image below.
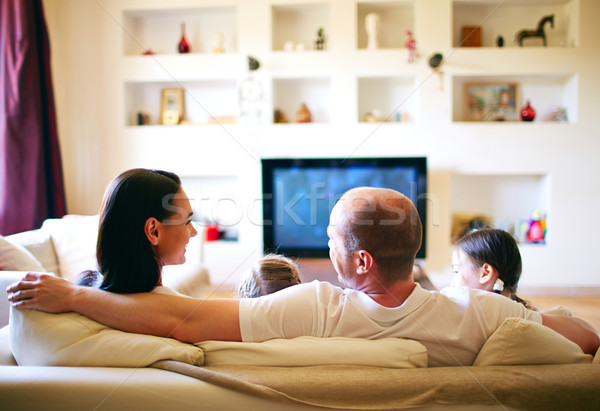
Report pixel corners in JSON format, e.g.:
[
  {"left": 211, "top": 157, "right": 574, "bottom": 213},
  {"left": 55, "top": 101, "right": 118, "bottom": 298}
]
[
  {"left": 474, "top": 318, "right": 593, "bottom": 366},
  {"left": 41, "top": 215, "right": 99, "bottom": 280},
  {"left": 9, "top": 307, "right": 204, "bottom": 367},
  {"left": 197, "top": 336, "right": 427, "bottom": 368},
  {"left": 0, "top": 236, "right": 45, "bottom": 272}
]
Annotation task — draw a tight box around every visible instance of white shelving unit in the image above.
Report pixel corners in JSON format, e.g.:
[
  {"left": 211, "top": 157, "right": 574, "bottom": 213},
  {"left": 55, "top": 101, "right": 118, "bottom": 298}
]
[{"left": 113, "top": 0, "right": 585, "bottom": 286}]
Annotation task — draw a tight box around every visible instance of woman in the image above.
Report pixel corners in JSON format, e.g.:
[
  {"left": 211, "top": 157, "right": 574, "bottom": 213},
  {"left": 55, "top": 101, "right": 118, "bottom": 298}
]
[
  {"left": 76, "top": 168, "right": 197, "bottom": 294},
  {"left": 452, "top": 228, "right": 533, "bottom": 309}
]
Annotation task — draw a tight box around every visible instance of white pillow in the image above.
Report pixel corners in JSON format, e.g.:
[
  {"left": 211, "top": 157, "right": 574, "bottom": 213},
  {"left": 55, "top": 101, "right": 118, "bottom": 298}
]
[
  {"left": 0, "top": 236, "right": 45, "bottom": 272},
  {"left": 197, "top": 336, "right": 428, "bottom": 368},
  {"left": 9, "top": 306, "right": 204, "bottom": 367},
  {"left": 42, "top": 215, "right": 99, "bottom": 280},
  {"left": 7, "top": 229, "right": 59, "bottom": 274},
  {"left": 474, "top": 318, "right": 593, "bottom": 366}
]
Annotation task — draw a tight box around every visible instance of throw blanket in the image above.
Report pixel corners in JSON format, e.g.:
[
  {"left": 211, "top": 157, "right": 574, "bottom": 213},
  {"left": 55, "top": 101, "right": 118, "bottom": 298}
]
[{"left": 151, "top": 361, "right": 600, "bottom": 410}]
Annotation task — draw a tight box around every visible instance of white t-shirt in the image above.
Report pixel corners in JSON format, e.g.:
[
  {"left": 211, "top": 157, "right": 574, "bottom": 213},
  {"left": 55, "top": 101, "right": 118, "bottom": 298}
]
[{"left": 239, "top": 281, "right": 542, "bottom": 367}]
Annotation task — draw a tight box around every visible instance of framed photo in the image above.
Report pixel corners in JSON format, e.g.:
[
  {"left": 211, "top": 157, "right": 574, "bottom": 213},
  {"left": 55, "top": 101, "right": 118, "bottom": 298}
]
[
  {"left": 161, "top": 88, "right": 185, "bottom": 125},
  {"left": 464, "top": 82, "right": 521, "bottom": 121}
]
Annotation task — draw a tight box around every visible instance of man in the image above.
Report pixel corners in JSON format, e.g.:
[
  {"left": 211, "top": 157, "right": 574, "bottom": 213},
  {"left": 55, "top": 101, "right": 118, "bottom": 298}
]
[{"left": 7, "top": 187, "right": 599, "bottom": 366}]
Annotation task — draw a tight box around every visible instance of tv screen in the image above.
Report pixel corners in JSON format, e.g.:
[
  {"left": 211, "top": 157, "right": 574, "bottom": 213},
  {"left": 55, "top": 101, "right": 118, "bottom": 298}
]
[{"left": 262, "top": 157, "right": 427, "bottom": 259}]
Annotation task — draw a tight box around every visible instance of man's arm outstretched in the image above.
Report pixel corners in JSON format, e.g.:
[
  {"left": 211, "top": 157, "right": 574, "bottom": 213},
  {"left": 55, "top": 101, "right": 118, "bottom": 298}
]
[{"left": 7, "top": 273, "right": 241, "bottom": 343}]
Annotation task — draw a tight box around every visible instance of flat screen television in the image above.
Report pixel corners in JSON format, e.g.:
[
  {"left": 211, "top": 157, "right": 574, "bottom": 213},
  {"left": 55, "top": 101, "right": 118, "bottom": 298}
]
[{"left": 262, "top": 157, "right": 427, "bottom": 259}]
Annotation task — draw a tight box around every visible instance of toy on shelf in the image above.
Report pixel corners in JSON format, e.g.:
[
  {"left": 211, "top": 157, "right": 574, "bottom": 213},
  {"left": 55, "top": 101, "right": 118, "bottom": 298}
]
[
  {"left": 515, "top": 14, "right": 554, "bottom": 47},
  {"left": 296, "top": 103, "right": 312, "bottom": 123},
  {"left": 526, "top": 209, "right": 546, "bottom": 244},
  {"left": 405, "top": 30, "right": 418, "bottom": 63}
]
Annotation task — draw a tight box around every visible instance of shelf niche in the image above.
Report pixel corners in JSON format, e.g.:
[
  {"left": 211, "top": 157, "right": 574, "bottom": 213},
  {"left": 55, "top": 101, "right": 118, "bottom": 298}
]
[
  {"left": 450, "top": 173, "right": 551, "bottom": 244},
  {"left": 122, "top": 7, "right": 238, "bottom": 56},
  {"left": 358, "top": 76, "right": 416, "bottom": 123},
  {"left": 452, "top": 0, "right": 577, "bottom": 48},
  {"left": 452, "top": 74, "right": 577, "bottom": 123},
  {"left": 271, "top": 3, "right": 330, "bottom": 51},
  {"left": 125, "top": 80, "right": 239, "bottom": 126},
  {"left": 356, "top": 1, "right": 414, "bottom": 50},
  {"left": 272, "top": 78, "right": 330, "bottom": 124}
]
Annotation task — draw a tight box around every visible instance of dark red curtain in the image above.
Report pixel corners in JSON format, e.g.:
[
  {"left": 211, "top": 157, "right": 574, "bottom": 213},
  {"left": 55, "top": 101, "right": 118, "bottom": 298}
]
[{"left": 0, "top": 0, "right": 66, "bottom": 235}]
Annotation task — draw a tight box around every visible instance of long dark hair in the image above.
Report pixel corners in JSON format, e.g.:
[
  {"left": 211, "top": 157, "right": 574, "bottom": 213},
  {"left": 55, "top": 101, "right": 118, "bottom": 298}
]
[
  {"left": 78, "top": 169, "right": 181, "bottom": 293},
  {"left": 456, "top": 228, "right": 532, "bottom": 308}
]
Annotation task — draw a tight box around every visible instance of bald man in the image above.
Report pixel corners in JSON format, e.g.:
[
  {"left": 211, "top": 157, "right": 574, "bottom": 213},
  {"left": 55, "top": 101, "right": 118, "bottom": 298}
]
[{"left": 8, "top": 187, "right": 599, "bottom": 366}]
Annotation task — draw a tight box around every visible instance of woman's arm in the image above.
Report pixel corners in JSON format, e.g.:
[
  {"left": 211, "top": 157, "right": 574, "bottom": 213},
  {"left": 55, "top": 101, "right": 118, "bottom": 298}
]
[
  {"left": 541, "top": 313, "right": 600, "bottom": 355},
  {"left": 7, "top": 272, "right": 241, "bottom": 343}
]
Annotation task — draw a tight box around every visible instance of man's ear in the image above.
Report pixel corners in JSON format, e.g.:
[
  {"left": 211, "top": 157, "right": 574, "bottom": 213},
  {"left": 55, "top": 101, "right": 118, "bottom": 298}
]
[
  {"left": 144, "top": 217, "right": 161, "bottom": 246},
  {"left": 479, "top": 263, "right": 499, "bottom": 287},
  {"left": 356, "top": 250, "right": 374, "bottom": 275}
]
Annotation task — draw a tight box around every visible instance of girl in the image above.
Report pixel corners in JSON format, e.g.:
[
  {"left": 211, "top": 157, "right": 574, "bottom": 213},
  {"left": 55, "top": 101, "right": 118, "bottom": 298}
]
[
  {"left": 237, "top": 254, "right": 301, "bottom": 298},
  {"left": 452, "top": 228, "right": 533, "bottom": 309}
]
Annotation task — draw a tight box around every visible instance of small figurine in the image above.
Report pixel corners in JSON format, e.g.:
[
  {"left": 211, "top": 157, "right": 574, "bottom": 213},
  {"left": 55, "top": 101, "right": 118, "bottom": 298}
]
[
  {"left": 315, "top": 28, "right": 326, "bottom": 50},
  {"left": 405, "top": 30, "right": 418, "bottom": 63},
  {"left": 274, "top": 109, "right": 288, "bottom": 123},
  {"left": 496, "top": 35, "right": 504, "bottom": 47},
  {"left": 364, "top": 13, "right": 380, "bottom": 50},
  {"left": 515, "top": 14, "right": 554, "bottom": 47},
  {"left": 212, "top": 32, "right": 225, "bottom": 53},
  {"left": 178, "top": 22, "right": 190, "bottom": 53},
  {"left": 527, "top": 209, "right": 546, "bottom": 243},
  {"left": 142, "top": 49, "right": 156, "bottom": 55},
  {"left": 296, "top": 103, "right": 312, "bottom": 123}
]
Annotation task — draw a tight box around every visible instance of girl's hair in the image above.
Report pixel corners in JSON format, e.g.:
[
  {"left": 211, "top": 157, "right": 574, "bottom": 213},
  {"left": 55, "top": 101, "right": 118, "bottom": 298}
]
[
  {"left": 237, "top": 254, "right": 301, "bottom": 298},
  {"left": 77, "top": 169, "right": 182, "bottom": 293},
  {"left": 456, "top": 228, "right": 533, "bottom": 308}
]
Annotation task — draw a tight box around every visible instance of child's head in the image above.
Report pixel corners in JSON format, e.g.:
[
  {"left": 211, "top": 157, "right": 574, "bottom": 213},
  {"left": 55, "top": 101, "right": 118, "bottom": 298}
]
[
  {"left": 453, "top": 228, "right": 522, "bottom": 295},
  {"left": 237, "top": 254, "right": 301, "bottom": 298}
]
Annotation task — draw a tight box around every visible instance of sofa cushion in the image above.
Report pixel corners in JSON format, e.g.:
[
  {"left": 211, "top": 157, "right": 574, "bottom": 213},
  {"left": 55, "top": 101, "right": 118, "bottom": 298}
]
[
  {"left": 0, "top": 236, "right": 45, "bottom": 272},
  {"left": 41, "top": 215, "right": 99, "bottom": 280},
  {"left": 7, "top": 229, "right": 59, "bottom": 274},
  {"left": 0, "top": 326, "right": 16, "bottom": 365},
  {"left": 474, "top": 318, "right": 593, "bottom": 366},
  {"left": 197, "top": 336, "right": 428, "bottom": 368},
  {"left": 9, "top": 303, "right": 204, "bottom": 367}
]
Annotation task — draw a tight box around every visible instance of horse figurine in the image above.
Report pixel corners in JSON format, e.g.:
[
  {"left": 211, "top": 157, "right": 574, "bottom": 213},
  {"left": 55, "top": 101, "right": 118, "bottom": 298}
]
[{"left": 515, "top": 14, "right": 554, "bottom": 47}]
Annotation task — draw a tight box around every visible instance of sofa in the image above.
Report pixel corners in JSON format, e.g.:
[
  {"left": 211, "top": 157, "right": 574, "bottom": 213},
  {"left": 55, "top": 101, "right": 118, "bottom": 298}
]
[{"left": 1, "top": 218, "right": 600, "bottom": 410}]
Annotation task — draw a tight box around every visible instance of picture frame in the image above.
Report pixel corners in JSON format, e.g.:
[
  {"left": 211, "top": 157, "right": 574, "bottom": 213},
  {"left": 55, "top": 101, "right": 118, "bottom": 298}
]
[
  {"left": 161, "top": 88, "right": 185, "bottom": 125},
  {"left": 464, "top": 82, "right": 521, "bottom": 121}
]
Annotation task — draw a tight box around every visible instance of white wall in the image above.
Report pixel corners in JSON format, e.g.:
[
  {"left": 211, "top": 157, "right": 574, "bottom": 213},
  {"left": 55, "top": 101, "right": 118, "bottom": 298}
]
[{"left": 42, "top": 0, "right": 600, "bottom": 291}]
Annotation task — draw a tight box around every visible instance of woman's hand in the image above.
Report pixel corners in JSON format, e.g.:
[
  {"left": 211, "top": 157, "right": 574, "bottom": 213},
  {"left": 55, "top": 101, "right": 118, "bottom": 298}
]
[{"left": 6, "top": 272, "right": 80, "bottom": 313}]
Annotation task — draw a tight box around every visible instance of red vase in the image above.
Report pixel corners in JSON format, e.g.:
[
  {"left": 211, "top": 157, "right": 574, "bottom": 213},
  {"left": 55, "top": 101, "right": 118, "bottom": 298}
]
[
  {"left": 178, "top": 23, "right": 190, "bottom": 53},
  {"left": 520, "top": 100, "right": 536, "bottom": 121}
]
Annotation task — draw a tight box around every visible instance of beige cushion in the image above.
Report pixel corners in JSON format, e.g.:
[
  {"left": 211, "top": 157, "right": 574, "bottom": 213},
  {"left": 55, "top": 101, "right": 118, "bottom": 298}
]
[
  {"left": 0, "top": 326, "right": 16, "bottom": 365},
  {"left": 42, "top": 215, "right": 99, "bottom": 280},
  {"left": 0, "top": 236, "right": 45, "bottom": 272},
  {"left": 474, "top": 318, "right": 593, "bottom": 366},
  {"left": 7, "top": 229, "right": 59, "bottom": 274},
  {"left": 9, "top": 306, "right": 204, "bottom": 367},
  {"left": 198, "top": 336, "right": 428, "bottom": 368}
]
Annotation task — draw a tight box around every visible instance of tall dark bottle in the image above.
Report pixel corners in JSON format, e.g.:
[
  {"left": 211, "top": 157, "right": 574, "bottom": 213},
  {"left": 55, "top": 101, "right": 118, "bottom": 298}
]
[{"left": 178, "top": 23, "right": 190, "bottom": 53}]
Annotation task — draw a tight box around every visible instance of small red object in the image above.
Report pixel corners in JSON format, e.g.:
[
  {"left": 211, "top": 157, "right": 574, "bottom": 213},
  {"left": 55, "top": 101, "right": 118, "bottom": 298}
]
[
  {"left": 205, "top": 224, "right": 219, "bottom": 241},
  {"left": 520, "top": 100, "right": 536, "bottom": 121},
  {"left": 178, "top": 23, "right": 190, "bottom": 53}
]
